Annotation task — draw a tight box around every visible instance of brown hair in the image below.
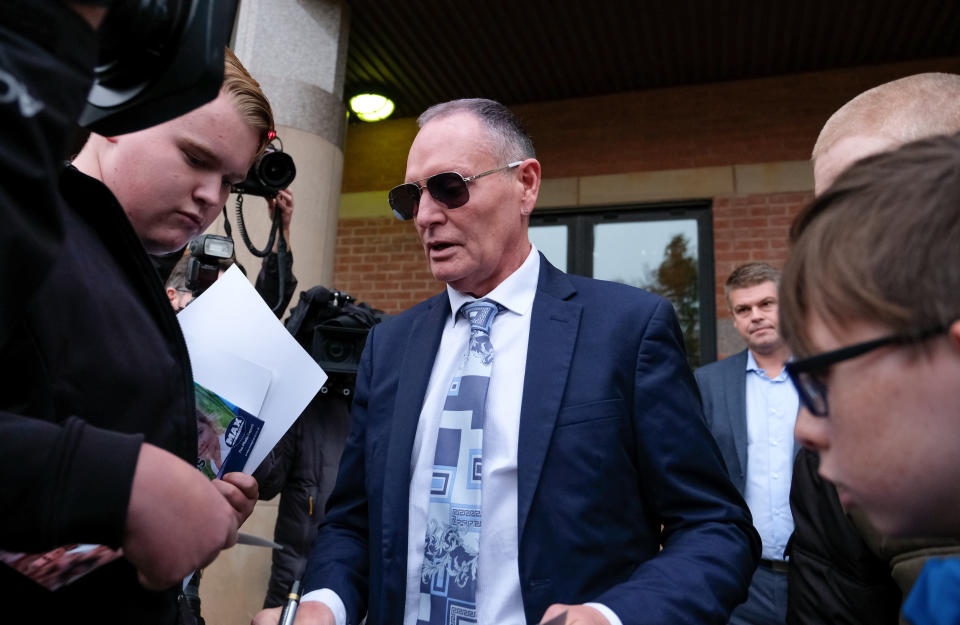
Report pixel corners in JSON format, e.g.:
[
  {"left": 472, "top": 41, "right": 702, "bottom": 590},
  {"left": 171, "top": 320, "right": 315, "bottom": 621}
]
[
  {"left": 781, "top": 132, "right": 960, "bottom": 357},
  {"left": 223, "top": 47, "right": 274, "bottom": 154},
  {"left": 724, "top": 262, "right": 780, "bottom": 307},
  {"left": 812, "top": 73, "right": 960, "bottom": 163}
]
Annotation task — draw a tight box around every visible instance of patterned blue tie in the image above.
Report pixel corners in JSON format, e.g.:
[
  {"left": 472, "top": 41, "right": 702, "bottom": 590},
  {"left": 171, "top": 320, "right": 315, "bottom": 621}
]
[{"left": 417, "top": 299, "right": 503, "bottom": 625}]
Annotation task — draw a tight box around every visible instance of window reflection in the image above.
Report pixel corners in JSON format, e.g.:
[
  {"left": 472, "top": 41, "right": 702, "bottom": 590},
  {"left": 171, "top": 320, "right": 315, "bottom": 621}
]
[
  {"left": 529, "top": 224, "right": 568, "bottom": 272},
  {"left": 594, "top": 220, "right": 701, "bottom": 367}
]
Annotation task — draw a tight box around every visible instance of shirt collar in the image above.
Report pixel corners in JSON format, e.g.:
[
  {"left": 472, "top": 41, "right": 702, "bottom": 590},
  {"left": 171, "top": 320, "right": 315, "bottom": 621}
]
[
  {"left": 447, "top": 244, "right": 540, "bottom": 323},
  {"left": 746, "top": 349, "right": 791, "bottom": 381}
]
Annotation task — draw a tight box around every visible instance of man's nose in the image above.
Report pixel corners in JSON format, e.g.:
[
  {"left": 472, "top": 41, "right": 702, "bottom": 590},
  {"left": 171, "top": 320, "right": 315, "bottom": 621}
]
[
  {"left": 195, "top": 173, "right": 226, "bottom": 210},
  {"left": 794, "top": 407, "right": 829, "bottom": 452},
  {"left": 414, "top": 189, "right": 447, "bottom": 228}
]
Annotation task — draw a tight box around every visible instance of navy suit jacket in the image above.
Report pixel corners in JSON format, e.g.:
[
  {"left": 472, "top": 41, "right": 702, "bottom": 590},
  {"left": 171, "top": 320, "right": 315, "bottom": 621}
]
[
  {"left": 304, "top": 255, "right": 760, "bottom": 625},
  {"left": 694, "top": 349, "right": 800, "bottom": 496}
]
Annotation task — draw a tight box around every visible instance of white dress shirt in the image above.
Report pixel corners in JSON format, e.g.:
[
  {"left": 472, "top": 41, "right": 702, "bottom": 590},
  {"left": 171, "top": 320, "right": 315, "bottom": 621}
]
[
  {"left": 743, "top": 350, "right": 798, "bottom": 562},
  {"left": 305, "top": 246, "right": 620, "bottom": 625}
]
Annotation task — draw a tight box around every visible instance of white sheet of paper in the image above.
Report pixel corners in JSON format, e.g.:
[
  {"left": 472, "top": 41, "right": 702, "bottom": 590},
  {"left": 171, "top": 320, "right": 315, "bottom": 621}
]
[
  {"left": 177, "top": 265, "right": 327, "bottom": 473},
  {"left": 190, "top": 350, "right": 272, "bottom": 416}
]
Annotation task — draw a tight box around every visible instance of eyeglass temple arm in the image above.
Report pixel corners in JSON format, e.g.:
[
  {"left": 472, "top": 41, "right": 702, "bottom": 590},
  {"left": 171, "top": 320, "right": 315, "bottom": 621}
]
[{"left": 463, "top": 161, "right": 524, "bottom": 183}]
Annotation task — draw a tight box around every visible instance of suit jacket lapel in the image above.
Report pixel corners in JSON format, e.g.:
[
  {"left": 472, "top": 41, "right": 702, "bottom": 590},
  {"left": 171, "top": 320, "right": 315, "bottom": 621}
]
[
  {"left": 381, "top": 292, "right": 449, "bottom": 581},
  {"left": 517, "top": 257, "right": 581, "bottom": 542},
  {"left": 726, "top": 350, "right": 749, "bottom": 481}
]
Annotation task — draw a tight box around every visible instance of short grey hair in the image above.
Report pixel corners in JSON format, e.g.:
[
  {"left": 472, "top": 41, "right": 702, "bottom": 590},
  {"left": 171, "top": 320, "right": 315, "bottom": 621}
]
[{"left": 418, "top": 98, "right": 536, "bottom": 163}]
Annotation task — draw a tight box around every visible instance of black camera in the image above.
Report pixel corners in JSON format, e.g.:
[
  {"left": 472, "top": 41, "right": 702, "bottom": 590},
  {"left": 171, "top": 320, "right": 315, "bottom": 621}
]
[
  {"left": 284, "top": 287, "right": 383, "bottom": 397},
  {"left": 185, "top": 234, "right": 234, "bottom": 296},
  {"left": 232, "top": 144, "right": 297, "bottom": 198},
  {"left": 312, "top": 325, "right": 370, "bottom": 377},
  {"left": 81, "top": 0, "right": 238, "bottom": 136}
]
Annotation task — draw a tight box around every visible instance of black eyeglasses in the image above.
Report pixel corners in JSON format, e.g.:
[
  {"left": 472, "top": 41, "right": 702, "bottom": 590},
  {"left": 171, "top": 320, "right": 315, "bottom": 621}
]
[
  {"left": 388, "top": 161, "right": 522, "bottom": 220},
  {"left": 786, "top": 323, "right": 948, "bottom": 417}
]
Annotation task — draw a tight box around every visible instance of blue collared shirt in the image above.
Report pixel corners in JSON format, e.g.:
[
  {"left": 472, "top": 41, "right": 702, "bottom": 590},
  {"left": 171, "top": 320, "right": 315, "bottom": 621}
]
[{"left": 744, "top": 350, "right": 798, "bottom": 561}]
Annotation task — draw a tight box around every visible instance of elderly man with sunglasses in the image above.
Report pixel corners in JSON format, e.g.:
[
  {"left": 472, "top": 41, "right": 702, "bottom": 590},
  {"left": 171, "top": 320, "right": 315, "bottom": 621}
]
[
  {"left": 780, "top": 132, "right": 960, "bottom": 625},
  {"left": 255, "top": 98, "right": 759, "bottom": 625}
]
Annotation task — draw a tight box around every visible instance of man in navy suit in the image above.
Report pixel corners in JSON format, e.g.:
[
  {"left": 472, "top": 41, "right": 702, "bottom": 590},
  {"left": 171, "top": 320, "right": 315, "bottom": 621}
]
[
  {"left": 694, "top": 263, "right": 798, "bottom": 625},
  {"left": 254, "top": 98, "right": 759, "bottom": 625}
]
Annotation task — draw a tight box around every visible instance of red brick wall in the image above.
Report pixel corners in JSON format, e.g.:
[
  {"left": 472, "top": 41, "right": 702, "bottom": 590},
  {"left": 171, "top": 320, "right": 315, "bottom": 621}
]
[
  {"left": 333, "top": 218, "right": 442, "bottom": 313},
  {"left": 336, "top": 57, "right": 960, "bottom": 317},
  {"left": 712, "top": 192, "right": 811, "bottom": 321},
  {"left": 342, "top": 57, "right": 960, "bottom": 192}
]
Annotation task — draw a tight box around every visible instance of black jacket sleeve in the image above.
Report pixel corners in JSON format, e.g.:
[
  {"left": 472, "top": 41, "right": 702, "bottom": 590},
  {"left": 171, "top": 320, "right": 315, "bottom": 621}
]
[
  {"left": 0, "top": 5, "right": 97, "bottom": 347},
  {"left": 255, "top": 250, "right": 298, "bottom": 317},
  {"left": 0, "top": 415, "right": 142, "bottom": 552},
  {"left": 0, "top": 4, "right": 145, "bottom": 554}
]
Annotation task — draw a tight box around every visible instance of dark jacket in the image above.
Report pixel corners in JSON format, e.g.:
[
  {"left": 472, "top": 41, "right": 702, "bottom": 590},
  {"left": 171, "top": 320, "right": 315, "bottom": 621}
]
[
  {"left": 787, "top": 448, "right": 901, "bottom": 625},
  {"left": 0, "top": 166, "right": 196, "bottom": 624},
  {"left": 253, "top": 392, "right": 352, "bottom": 607},
  {"left": 304, "top": 256, "right": 759, "bottom": 625},
  {"left": 253, "top": 286, "right": 377, "bottom": 607},
  {"left": 789, "top": 448, "right": 960, "bottom": 625},
  {"left": 255, "top": 249, "right": 297, "bottom": 316},
  {"left": 0, "top": 3, "right": 96, "bottom": 348}
]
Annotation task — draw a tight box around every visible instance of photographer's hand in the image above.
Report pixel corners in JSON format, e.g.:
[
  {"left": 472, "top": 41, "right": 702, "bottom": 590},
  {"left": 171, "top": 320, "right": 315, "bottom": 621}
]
[{"left": 267, "top": 189, "right": 294, "bottom": 251}]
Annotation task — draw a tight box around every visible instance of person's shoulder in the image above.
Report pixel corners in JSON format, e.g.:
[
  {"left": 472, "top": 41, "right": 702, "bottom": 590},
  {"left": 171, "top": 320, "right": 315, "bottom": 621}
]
[
  {"left": 373, "top": 291, "right": 446, "bottom": 333},
  {"left": 696, "top": 350, "right": 747, "bottom": 378},
  {"left": 562, "top": 273, "right": 666, "bottom": 309}
]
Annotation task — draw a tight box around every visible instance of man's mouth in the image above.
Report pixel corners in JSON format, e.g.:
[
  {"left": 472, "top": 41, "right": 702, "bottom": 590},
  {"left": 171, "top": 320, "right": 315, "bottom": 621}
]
[{"left": 427, "top": 241, "right": 456, "bottom": 252}]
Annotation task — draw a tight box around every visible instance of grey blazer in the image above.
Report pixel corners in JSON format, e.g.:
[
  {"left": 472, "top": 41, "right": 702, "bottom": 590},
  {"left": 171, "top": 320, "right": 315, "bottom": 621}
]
[
  {"left": 695, "top": 349, "right": 751, "bottom": 494},
  {"left": 694, "top": 349, "right": 801, "bottom": 496}
]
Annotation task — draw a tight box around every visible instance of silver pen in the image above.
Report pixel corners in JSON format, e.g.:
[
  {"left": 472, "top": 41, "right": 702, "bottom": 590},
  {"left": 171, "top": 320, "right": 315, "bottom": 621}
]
[
  {"left": 236, "top": 532, "right": 284, "bottom": 550},
  {"left": 279, "top": 579, "right": 301, "bottom": 625}
]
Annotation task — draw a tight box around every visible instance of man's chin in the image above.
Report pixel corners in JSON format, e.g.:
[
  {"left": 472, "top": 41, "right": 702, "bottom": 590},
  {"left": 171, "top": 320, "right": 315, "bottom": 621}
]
[
  {"left": 429, "top": 260, "right": 465, "bottom": 286},
  {"left": 143, "top": 233, "right": 192, "bottom": 256}
]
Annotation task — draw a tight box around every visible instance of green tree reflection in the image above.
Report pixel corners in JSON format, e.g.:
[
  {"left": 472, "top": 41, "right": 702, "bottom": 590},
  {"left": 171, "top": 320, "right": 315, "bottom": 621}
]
[{"left": 642, "top": 234, "right": 700, "bottom": 368}]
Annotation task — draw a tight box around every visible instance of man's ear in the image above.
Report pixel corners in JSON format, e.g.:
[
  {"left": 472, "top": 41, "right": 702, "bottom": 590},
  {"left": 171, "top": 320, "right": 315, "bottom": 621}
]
[
  {"left": 517, "top": 158, "right": 541, "bottom": 216},
  {"left": 165, "top": 287, "right": 179, "bottom": 309},
  {"left": 948, "top": 320, "right": 960, "bottom": 351}
]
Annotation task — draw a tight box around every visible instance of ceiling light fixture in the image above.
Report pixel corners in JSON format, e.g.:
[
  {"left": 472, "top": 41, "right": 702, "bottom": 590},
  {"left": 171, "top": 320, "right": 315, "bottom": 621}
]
[{"left": 349, "top": 93, "right": 395, "bottom": 122}]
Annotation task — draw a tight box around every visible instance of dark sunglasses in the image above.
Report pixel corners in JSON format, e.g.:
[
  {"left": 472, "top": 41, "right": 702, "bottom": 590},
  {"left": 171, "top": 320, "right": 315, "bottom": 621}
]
[
  {"left": 388, "top": 161, "right": 522, "bottom": 220},
  {"left": 785, "top": 323, "right": 948, "bottom": 417}
]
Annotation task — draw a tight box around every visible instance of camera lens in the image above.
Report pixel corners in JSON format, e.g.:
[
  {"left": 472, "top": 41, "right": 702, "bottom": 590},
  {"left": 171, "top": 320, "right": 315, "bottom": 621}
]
[
  {"left": 257, "top": 151, "right": 296, "bottom": 189},
  {"left": 326, "top": 340, "right": 349, "bottom": 362}
]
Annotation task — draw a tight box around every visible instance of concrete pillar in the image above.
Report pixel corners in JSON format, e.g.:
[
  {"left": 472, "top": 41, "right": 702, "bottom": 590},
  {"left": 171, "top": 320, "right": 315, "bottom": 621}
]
[
  {"left": 210, "top": 0, "right": 349, "bottom": 307},
  {"left": 201, "top": 1, "right": 349, "bottom": 622}
]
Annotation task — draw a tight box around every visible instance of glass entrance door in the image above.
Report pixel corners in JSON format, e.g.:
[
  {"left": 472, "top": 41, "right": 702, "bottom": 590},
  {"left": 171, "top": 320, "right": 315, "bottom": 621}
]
[{"left": 529, "top": 202, "right": 714, "bottom": 366}]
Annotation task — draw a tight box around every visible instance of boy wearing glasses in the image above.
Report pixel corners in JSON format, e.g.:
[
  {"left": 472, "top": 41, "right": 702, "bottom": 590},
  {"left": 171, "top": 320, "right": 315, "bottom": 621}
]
[
  {"left": 781, "top": 132, "right": 960, "bottom": 625},
  {"left": 786, "top": 73, "right": 960, "bottom": 625}
]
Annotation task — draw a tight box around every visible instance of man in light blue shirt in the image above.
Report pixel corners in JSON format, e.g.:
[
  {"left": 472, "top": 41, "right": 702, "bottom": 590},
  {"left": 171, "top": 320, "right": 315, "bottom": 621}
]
[{"left": 695, "top": 262, "right": 799, "bottom": 625}]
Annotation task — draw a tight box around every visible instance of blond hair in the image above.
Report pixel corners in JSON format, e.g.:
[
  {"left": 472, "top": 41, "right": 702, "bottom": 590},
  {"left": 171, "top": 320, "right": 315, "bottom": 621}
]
[{"left": 223, "top": 47, "right": 274, "bottom": 154}]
